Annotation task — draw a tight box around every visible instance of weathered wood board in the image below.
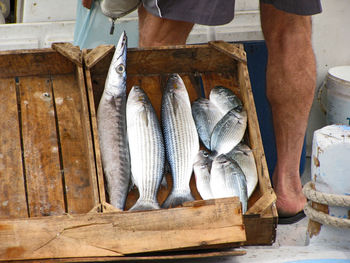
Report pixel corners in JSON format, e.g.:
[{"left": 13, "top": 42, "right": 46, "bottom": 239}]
[
  {"left": 0, "top": 48, "right": 100, "bottom": 219},
  {"left": 0, "top": 198, "right": 245, "bottom": 261}
]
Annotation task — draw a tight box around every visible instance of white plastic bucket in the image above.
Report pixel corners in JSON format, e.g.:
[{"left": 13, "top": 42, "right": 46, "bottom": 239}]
[{"left": 318, "top": 66, "right": 350, "bottom": 125}]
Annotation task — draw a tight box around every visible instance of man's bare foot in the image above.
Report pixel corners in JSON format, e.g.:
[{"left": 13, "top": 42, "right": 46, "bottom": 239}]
[{"left": 272, "top": 169, "right": 307, "bottom": 217}]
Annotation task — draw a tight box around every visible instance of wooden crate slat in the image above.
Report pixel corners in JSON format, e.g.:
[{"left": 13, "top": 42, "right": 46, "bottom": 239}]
[
  {"left": 0, "top": 49, "right": 75, "bottom": 78},
  {"left": 0, "top": 78, "right": 28, "bottom": 219},
  {"left": 0, "top": 198, "right": 244, "bottom": 261},
  {"left": 83, "top": 63, "right": 106, "bottom": 205},
  {"left": 19, "top": 76, "right": 65, "bottom": 217},
  {"left": 51, "top": 74, "right": 97, "bottom": 214},
  {"left": 89, "top": 45, "right": 238, "bottom": 77}
]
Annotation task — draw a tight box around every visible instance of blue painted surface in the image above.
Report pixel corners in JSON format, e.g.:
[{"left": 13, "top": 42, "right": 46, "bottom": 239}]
[
  {"left": 285, "top": 260, "right": 350, "bottom": 263},
  {"left": 243, "top": 41, "right": 306, "bottom": 180}
]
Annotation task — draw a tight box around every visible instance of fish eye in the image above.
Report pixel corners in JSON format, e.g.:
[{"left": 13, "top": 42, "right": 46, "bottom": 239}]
[{"left": 116, "top": 64, "right": 125, "bottom": 74}]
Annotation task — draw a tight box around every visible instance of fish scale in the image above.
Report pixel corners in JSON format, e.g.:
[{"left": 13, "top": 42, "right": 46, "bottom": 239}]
[
  {"left": 161, "top": 74, "right": 199, "bottom": 208},
  {"left": 210, "top": 107, "right": 247, "bottom": 155},
  {"left": 97, "top": 31, "right": 130, "bottom": 210},
  {"left": 127, "top": 86, "right": 165, "bottom": 211}
]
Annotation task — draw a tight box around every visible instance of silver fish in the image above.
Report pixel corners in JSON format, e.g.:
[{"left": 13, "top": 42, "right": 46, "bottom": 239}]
[
  {"left": 126, "top": 86, "right": 165, "bottom": 211},
  {"left": 191, "top": 98, "right": 224, "bottom": 150},
  {"left": 227, "top": 143, "right": 258, "bottom": 198},
  {"left": 209, "top": 86, "right": 242, "bottom": 115},
  {"left": 161, "top": 74, "right": 199, "bottom": 208},
  {"left": 210, "top": 107, "right": 247, "bottom": 155},
  {"left": 193, "top": 150, "right": 213, "bottom": 200},
  {"left": 97, "top": 31, "right": 130, "bottom": 210},
  {"left": 210, "top": 154, "right": 248, "bottom": 213}
]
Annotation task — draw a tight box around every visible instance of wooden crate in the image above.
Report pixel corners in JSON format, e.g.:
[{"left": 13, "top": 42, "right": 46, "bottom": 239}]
[
  {"left": 84, "top": 41, "right": 278, "bottom": 244},
  {"left": 0, "top": 41, "right": 276, "bottom": 262}
]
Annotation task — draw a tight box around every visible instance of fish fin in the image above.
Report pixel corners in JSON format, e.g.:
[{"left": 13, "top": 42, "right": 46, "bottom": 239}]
[
  {"left": 161, "top": 190, "right": 195, "bottom": 209},
  {"left": 129, "top": 199, "right": 160, "bottom": 211}
]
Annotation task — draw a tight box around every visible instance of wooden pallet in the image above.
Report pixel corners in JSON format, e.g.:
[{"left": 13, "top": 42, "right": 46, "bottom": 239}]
[{"left": 0, "top": 42, "right": 277, "bottom": 262}]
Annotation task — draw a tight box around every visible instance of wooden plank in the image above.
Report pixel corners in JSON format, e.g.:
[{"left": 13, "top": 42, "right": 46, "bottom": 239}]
[
  {"left": 89, "top": 45, "right": 239, "bottom": 77},
  {"left": 246, "top": 190, "right": 277, "bottom": 215},
  {"left": 0, "top": 198, "right": 245, "bottom": 261},
  {"left": 244, "top": 213, "right": 277, "bottom": 245},
  {"left": 51, "top": 73, "right": 98, "bottom": 214},
  {"left": 0, "top": 78, "right": 28, "bottom": 219},
  {"left": 4, "top": 249, "right": 246, "bottom": 262},
  {"left": 0, "top": 49, "right": 75, "bottom": 78},
  {"left": 84, "top": 45, "right": 114, "bottom": 69},
  {"left": 51, "top": 43, "right": 82, "bottom": 66},
  {"left": 19, "top": 76, "right": 65, "bottom": 217},
  {"left": 238, "top": 59, "right": 273, "bottom": 199},
  {"left": 209, "top": 41, "right": 247, "bottom": 64},
  {"left": 83, "top": 63, "right": 106, "bottom": 205}
]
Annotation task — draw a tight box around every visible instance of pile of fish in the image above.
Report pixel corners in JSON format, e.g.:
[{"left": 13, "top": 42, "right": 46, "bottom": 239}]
[
  {"left": 191, "top": 86, "right": 258, "bottom": 213},
  {"left": 97, "top": 32, "right": 257, "bottom": 213}
]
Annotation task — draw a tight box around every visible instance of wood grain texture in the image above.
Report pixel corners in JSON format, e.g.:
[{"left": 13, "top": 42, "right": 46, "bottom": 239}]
[
  {"left": 52, "top": 73, "right": 97, "bottom": 214},
  {"left": 19, "top": 76, "right": 65, "bottom": 217},
  {"left": 2, "top": 250, "right": 246, "bottom": 262},
  {"left": 83, "top": 64, "right": 106, "bottom": 205},
  {"left": 51, "top": 43, "right": 82, "bottom": 66},
  {"left": 0, "top": 49, "right": 75, "bottom": 78},
  {"left": 89, "top": 44, "right": 239, "bottom": 77},
  {"left": 0, "top": 78, "right": 28, "bottom": 219},
  {"left": 0, "top": 198, "right": 245, "bottom": 261},
  {"left": 238, "top": 58, "right": 273, "bottom": 198}
]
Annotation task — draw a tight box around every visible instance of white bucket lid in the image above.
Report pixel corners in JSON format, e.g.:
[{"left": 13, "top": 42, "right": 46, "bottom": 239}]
[{"left": 328, "top": 65, "right": 350, "bottom": 82}]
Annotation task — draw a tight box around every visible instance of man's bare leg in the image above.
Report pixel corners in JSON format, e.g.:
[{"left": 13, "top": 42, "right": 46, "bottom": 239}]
[
  {"left": 138, "top": 5, "right": 194, "bottom": 47},
  {"left": 260, "top": 3, "right": 316, "bottom": 216}
]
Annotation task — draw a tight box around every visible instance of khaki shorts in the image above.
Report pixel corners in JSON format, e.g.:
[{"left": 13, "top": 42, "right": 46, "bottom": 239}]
[{"left": 142, "top": 0, "right": 322, "bottom": 26}]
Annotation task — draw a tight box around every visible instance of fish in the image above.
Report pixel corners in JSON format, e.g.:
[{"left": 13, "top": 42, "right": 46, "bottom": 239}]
[
  {"left": 126, "top": 86, "right": 165, "bottom": 211},
  {"left": 161, "top": 73, "right": 199, "bottom": 208},
  {"left": 209, "top": 86, "right": 243, "bottom": 115},
  {"left": 97, "top": 31, "right": 130, "bottom": 210},
  {"left": 210, "top": 154, "right": 248, "bottom": 213},
  {"left": 210, "top": 106, "right": 247, "bottom": 155},
  {"left": 191, "top": 98, "right": 224, "bottom": 150},
  {"left": 227, "top": 142, "right": 258, "bottom": 198},
  {"left": 193, "top": 150, "right": 213, "bottom": 200}
]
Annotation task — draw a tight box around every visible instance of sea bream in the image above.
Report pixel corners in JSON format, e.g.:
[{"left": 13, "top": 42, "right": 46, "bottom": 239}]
[
  {"left": 209, "top": 85, "right": 242, "bottom": 115},
  {"left": 161, "top": 74, "right": 199, "bottom": 208},
  {"left": 191, "top": 98, "right": 224, "bottom": 150},
  {"left": 210, "top": 106, "right": 247, "bottom": 155},
  {"left": 97, "top": 31, "right": 130, "bottom": 210},
  {"left": 210, "top": 154, "right": 248, "bottom": 213},
  {"left": 126, "top": 86, "right": 165, "bottom": 211},
  {"left": 227, "top": 142, "right": 258, "bottom": 198},
  {"left": 193, "top": 150, "right": 213, "bottom": 200}
]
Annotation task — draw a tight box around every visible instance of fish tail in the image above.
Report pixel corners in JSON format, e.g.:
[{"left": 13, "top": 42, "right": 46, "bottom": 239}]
[
  {"left": 129, "top": 198, "right": 160, "bottom": 211},
  {"left": 161, "top": 189, "right": 195, "bottom": 209}
]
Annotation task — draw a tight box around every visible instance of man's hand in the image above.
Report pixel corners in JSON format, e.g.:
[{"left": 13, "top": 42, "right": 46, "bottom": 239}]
[{"left": 82, "top": 0, "right": 93, "bottom": 9}]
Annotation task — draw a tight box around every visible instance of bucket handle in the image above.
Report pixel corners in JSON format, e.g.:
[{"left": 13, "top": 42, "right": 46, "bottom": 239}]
[{"left": 317, "top": 79, "right": 327, "bottom": 115}]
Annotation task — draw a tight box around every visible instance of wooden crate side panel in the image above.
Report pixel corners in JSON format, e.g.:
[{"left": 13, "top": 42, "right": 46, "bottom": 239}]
[
  {"left": 0, "top": 50, "right": 75, "bottom": 78},
  {"left": 51, "top": 73, "right": 97, "bottom": 214},
  {"left": 89, "top": 45, "right": 238, "bottom": 77},
  {"left": 244, "top": 214, "right": 277, "bottom": 245},
  {"left": 0, "top": 198, "right": 245, "bottom": 261},
  {"left": 84, "top": 68, "right": 106, "bottom": 205},
  {"left": 238, "top": 61, "right": 273, "bottom": 198},
  {"left": 0, "top": 78, "right": 28, "bottom": 219},
  {"left": 19, "top": 76, "right": 65, "bottom": 217}
]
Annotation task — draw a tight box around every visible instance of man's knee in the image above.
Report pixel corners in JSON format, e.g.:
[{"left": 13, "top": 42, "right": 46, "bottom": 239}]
[{"left": 260, "top": 3, "right": 313, "bottom": 53}]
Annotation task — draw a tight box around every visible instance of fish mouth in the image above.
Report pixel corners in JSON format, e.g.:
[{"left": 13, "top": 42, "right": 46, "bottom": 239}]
[{"left": 115, "top": 31, "right": 127, "bottom": 61}]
